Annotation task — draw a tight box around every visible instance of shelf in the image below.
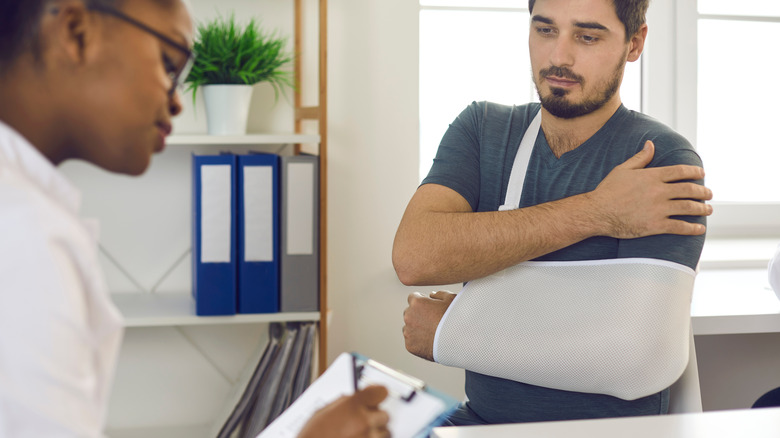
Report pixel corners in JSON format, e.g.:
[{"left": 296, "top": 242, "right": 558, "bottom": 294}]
[
  {"left": 111, "top": 293, "right": 320, "bottom": 328},
  {"left": 167, "top": 133, "right": 320, "bottom": 146}
]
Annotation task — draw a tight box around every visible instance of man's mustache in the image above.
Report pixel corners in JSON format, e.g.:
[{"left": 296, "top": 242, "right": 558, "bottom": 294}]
[{"left": 540, "top": 66, "right": 584, "bottom": 83}]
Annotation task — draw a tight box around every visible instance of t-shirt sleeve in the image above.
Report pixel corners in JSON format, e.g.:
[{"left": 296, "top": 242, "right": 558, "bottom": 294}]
[
  {"left": 421, "top": 102, "right": 483, "bottom": 211},
  {"left": 617, "top": 136, "right": 706, "bottom": 270}
]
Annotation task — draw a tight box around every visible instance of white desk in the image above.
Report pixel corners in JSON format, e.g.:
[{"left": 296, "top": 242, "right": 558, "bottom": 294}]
[
  {"left": 431, "top": 407, "right": 780, "bottom": 437},
  {"left": 691, "top": 269, "right": 780, "bottom": 335}
]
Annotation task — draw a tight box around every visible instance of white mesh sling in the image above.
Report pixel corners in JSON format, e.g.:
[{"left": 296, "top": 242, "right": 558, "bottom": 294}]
[{"left": 432, "top": 110, "right": 696, "bottom": 401}]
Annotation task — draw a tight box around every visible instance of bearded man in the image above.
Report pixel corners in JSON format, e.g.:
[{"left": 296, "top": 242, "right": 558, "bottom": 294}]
[{"left": 394, "top": 0, "right": 713, "bottom": 426}]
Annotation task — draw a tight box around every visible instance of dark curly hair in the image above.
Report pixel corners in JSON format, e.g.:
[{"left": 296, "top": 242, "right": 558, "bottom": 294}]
[{"left": 528, "top": 0, "right": 649, "bottom": 42}]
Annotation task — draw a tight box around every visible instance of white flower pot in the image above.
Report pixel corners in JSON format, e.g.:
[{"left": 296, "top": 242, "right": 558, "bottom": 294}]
[{"left": 203, "top": 84, "right": 254, "bottom": 135}]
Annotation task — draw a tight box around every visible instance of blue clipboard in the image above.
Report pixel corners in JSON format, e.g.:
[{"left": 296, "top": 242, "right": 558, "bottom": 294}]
[
  {"left": 350, "top": 352, "right": 459, "bottom": 437},
  {"left": 259, "top": 352, "right": 459, "bottom": 438}
]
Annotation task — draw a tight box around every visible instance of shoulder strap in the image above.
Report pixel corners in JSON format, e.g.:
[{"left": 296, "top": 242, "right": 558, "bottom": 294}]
[{"left": 498, "top": 109, "right": 542, "bottom": 211}]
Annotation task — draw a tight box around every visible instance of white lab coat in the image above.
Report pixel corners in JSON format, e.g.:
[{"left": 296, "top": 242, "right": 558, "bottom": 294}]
[{"left": 0, "top": 121, "right": 123, "bottom": 437}]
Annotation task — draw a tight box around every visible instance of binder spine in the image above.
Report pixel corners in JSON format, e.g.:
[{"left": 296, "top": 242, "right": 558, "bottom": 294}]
[
  {"left": 192, "top": 154, "right": 237, "bottom": 316},
  {"left": 280, "top": 155, "right": 320, "bottom": 312},
  {"left": 237, "top": 153, "right": 281, "bottom": 314}
]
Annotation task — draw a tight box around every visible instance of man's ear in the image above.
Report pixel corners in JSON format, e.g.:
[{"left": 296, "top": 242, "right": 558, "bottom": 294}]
[
  {"left": 43, "top": 1, "right": 96, "bottom": 67},
  {"left": 627, "top": 23, "right": 648, "bottom": 63}
]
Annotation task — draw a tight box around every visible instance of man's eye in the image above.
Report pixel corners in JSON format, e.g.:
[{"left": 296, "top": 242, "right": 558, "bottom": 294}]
[
  {"left": 579, "top": 34, "right": 599, "bottom": 44},
  {"left": 535, "top": 26, "right": 555, "bottom": 36}
]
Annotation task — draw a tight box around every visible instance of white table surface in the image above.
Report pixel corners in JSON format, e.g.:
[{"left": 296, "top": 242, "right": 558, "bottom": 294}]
[
  {"left": 691, "top": 269, "right": 780, "bottom": 335},
  {"left": 431, "top": 407, "right": 780, "bottom": 438}
]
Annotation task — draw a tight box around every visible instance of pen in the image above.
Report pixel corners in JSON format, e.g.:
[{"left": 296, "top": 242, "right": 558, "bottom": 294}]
[{"left": 352, "top": 354, "right": 360, "bottom": 393}]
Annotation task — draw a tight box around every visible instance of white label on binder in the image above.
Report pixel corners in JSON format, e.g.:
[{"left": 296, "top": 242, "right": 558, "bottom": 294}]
[
  {"left": 201, "top": 165, "right": 232, "bottom": 263},
  {"left": 287, "top": 162, "right": 314, "bottom": 255},
  {"left": 244, "top": 166, "right": 274, "bottom": 262}
]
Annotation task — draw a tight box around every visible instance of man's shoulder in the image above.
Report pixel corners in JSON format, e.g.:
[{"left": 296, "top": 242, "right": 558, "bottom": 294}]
[
  {"left": 617, "top": 108, "right": 700, "bottom": 166},
  {"left": 621, "top": 108, "right": 693, "bottom": 149}
]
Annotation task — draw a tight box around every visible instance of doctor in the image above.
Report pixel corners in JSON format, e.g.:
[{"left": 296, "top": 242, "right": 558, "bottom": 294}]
[{"left": 0, "top": 1, "right": 388, "bottom": 437}]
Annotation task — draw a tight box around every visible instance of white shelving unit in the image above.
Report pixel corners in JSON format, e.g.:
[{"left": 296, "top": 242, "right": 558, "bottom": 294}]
[
  {"left": 112, "top": 293, "right": 320, "bottom": 328},
  {"left": 167, "top": 133, "right": 320, "bottom": 146},
  {"left": 110, "top": 132, "right": 324, "bottom": 329}
]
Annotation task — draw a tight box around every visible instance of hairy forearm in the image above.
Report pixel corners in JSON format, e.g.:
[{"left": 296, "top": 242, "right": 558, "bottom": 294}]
[{"left": 393, "top": 192, "right": 603, "bottom": 286}]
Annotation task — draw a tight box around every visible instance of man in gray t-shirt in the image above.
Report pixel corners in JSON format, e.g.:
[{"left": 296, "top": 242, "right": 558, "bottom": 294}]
[{"left": 394, "top": 0, "right": 713, "bottom": 426}]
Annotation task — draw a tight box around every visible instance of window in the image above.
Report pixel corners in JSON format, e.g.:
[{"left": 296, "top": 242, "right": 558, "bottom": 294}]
[
  {"left": 676, "top": 1, "right": 780, "bottom": 236},
  {"left": 419, "top": 1, "right": 642, "bottom": 180}
]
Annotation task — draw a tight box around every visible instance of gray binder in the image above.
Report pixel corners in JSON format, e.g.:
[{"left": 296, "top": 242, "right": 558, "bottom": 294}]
[{"left": 280, "top": 155, "right": 320, "bottom": 312}]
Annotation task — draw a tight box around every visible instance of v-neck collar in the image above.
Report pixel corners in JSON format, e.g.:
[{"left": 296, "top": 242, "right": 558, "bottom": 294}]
[{"left": 534, "top": 105, "right": 629, "bottom": 168}]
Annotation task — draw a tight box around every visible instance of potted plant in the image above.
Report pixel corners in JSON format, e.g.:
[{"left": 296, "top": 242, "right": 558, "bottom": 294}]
[{"left": 185, "top": 15, "right": 294, "bottom": 135}]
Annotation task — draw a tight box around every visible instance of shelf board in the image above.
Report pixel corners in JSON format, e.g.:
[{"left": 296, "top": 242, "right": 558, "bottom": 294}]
[
  {"left": 111, "top": 293, "right": 320, "bottom": 328},
  {"left": 167, "top": 133, "right": 320, "bottom": 146}
]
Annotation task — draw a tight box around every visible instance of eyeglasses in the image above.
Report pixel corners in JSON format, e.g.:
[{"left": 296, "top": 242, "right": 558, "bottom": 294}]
[{"left": 88, "top": 4, "right": 195, "bottom": 96}]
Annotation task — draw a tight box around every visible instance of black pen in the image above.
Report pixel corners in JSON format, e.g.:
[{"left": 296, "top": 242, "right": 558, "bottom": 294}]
[{"left": 352, "top": 354, "right": 360, "bottom": 393}]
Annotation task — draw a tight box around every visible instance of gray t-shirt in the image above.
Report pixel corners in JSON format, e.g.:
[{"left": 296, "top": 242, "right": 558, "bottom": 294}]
[{"left": 422, "top": 101, "right": 705, "bottom": 424}]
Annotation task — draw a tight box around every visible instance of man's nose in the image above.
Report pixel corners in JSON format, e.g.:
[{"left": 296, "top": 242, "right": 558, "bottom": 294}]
[{"left": 549, "top": 36, "right": 575, "bottom": 68}]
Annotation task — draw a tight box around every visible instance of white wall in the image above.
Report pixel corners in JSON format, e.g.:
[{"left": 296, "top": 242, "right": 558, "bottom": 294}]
[{"left": 326, "top": 0, "right": 466, "bottom": 399}]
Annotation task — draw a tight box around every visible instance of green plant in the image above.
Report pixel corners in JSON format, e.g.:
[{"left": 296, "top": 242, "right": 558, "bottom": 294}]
[{"left": 184, "top": 14, "right": 295, "bottom": 103}]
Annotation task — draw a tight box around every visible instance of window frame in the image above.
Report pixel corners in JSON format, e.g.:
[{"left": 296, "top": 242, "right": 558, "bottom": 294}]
[{"left": 671, "top": 0, "right": 780, "bottom": 238}]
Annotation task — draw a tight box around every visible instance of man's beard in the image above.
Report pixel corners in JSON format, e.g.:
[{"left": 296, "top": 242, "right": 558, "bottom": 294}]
[{"left": 534, "top": 61, "right": 624, "bottom": 119}]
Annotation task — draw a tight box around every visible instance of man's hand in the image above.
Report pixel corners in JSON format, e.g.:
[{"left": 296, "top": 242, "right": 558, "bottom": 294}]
[
  {"left": 402, "top": 291, "right": 457, "bottom": 361},
  {"left": 297, "top": 385, "right": 390, "bottom": 438},
  {"left": 590, "top": 140, "right": 713, "bottom": 239}
]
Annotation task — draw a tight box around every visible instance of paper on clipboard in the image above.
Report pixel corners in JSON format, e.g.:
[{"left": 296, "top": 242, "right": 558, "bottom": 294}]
[{"left": 257, "top": 352, "right": 457, "bottom": 438}]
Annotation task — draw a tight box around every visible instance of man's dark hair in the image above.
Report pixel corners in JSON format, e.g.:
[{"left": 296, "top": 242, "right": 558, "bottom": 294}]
[
  {"left": 528, "top": 0, "right": 649, "bottom": 42},
  {"left": 0, "top": 0, "right": 122, "bottom": 74}
]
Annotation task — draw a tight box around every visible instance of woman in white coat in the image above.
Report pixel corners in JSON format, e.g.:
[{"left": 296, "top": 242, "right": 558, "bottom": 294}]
[{"left": 0, "top": 1, "right": 388, "bottom": 437}]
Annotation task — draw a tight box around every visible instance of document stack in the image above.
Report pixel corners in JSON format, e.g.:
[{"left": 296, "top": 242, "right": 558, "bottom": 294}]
[
  {"left": 213, "top": 322, "right": 318, "bottom": 438},
  {"left": 191, "top": 152, "right": 320, "bottom": 316}
]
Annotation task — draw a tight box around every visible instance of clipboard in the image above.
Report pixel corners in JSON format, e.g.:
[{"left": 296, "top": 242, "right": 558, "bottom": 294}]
[{"left": 257, "top": 352, "right": 459, "bottom": 438}]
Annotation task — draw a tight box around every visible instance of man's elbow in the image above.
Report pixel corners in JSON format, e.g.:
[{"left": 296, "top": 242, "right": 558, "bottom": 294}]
[{"left": 392, "top": 247, "right": 431, "bottom": 286}]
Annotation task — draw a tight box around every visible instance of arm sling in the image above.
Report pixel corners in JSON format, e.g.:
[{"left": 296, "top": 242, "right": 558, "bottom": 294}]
[{"left": 432, "top": 110, "right": 695, "bottom": 401}]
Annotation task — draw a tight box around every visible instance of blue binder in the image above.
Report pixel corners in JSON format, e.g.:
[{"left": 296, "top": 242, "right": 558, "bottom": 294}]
[
  {"left": 236, "top": 153, "right": 280, "bottom": 314},
  {"left": 192, "top": 153, "right": 237, "bottom": 316}
]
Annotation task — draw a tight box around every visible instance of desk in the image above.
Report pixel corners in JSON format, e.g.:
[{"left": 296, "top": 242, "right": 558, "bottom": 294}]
[
  {"left": 431, "top": 407, "right": 780, "bottom": 437},
  {"left": 692, "top": 269, "right": 780, "bottom": 335}
]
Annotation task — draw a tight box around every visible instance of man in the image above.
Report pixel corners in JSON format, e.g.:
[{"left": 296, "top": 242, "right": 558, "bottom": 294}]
[
  {"left": 0, "top": 1, "right": 388, "bottom": 437},
  {"left": 394, "top": 0, "right": 713, "bottom": 426}
]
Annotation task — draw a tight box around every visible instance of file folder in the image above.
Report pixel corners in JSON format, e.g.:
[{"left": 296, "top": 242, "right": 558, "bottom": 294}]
[
  {"left": 280, "top": 155, "right": 320, "bottom": 312},
  {"left": 291, "top": 323, "right": 317, "bottom": 401},
  {"left": 240, "top": 324, "right": 299, "bottom": 437},
  {"left": 192, "top": 153, "right": 237, "bottom": 316},
  {"left": 237, "top": 153, "right": 280, "bottom": 314},
  {"left": 215, "top": 332, "right": 280, "bottom": 438},
  {"left": 259, "top": 352, "right": 459, "bottom": 438}
]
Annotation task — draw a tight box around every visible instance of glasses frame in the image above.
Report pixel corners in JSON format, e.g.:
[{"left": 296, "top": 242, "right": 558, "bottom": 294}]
[{"left": 88, "top": 3, "right": 195, "bottom": 96}]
